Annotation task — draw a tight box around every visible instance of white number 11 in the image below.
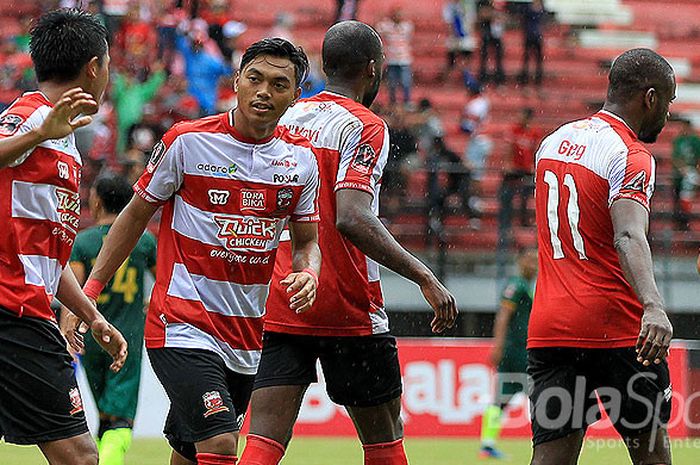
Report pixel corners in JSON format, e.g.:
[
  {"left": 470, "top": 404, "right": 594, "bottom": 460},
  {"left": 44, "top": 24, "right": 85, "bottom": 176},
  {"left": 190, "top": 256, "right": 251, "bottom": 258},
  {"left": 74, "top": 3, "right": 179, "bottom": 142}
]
[{"left": 543, "top": 170, "right": 588, "bottom": 260}]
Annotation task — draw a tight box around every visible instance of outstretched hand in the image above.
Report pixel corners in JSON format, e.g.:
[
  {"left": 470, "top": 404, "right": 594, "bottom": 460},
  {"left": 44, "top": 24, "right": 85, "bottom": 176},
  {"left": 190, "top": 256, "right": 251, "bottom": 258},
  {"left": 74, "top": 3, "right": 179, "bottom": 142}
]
[{"left": 38, "top": 87, "right": 97, "bottom": 141}]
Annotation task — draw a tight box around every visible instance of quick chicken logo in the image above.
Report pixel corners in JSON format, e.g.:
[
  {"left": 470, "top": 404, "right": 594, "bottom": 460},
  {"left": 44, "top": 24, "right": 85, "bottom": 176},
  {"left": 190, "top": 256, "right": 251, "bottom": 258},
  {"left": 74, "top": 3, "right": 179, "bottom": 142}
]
[{"left": 213, "top": 215, "right": 279, "bottom": 252}]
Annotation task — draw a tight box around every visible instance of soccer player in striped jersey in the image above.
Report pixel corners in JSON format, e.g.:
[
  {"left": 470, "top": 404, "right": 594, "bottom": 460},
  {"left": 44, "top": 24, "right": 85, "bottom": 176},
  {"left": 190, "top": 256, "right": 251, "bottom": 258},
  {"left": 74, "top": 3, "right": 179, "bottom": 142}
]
[
  {"left": 77, "top": 38, "right": 321, "bottom": 465},
  {"left": 0, "top": 9, "right": 127, "bottom": 465},
  {"left": 239, "top": 21, "right": 457, "bottom": 465}
]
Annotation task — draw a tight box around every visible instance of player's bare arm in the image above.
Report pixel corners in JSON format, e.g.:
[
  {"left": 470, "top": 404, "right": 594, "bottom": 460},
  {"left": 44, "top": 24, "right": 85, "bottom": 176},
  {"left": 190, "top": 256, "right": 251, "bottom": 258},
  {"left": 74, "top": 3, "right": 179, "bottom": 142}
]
[
  {"left": 60, "top": 261, "right": 88, "bottom": 355},
  {"left": 282, "top": 222, "right": 321, "bottom": 314},
  {"left": 335, "top": 189, "right": 457, "bottom": 333},
  {"left": 56, "top": 264, "right": 128, "bottom": 372},
  {"left": 611, "top": 198, "right": 672, "bottom": 366},
  {"left": 0, "top": 88, "right": 96, "bottom": 167},
  {"left": 84, "top": 195, "right": 159, "bottom": 305},
  {"left": 490, "top": 301, "right": 516, "bottom": 367}
]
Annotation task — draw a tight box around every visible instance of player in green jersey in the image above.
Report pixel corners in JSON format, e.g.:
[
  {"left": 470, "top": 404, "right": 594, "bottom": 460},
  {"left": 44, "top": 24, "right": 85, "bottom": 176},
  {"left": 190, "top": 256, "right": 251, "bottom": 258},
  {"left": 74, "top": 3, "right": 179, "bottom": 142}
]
[
  {"left": 61, "top": 174, "right": 157, "bottom": 465},
  {"left": 479, "top": 247, "right": 537, "bottom": 459}
]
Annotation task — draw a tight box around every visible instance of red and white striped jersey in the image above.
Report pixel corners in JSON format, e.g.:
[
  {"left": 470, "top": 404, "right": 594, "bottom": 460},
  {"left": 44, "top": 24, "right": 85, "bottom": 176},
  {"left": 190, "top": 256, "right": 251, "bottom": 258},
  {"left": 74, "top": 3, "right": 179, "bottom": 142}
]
[
  {"left": 0, "top": 91, "right": 82, "bottom": 322},
  {"left": 265, "top": 91, "right": 390, "bottom": 337},
  {"left": 135, "top": 111, "right": 319, "bottom": 374},
  {"left": 529, "top": 111, "right": 656, "bottom": 349}
]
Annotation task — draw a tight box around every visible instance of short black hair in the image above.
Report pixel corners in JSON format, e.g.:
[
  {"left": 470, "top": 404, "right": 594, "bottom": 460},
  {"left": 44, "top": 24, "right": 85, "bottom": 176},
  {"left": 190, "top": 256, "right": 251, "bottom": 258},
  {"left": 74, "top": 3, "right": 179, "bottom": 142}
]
[
  {"left": 93, "top": 174, "right": 133, "bottom": 215},
  {"left": 30, "top": 8, "right": 108, "bottom": 83},
  {"left": 322, "top": 21, "right": 382, "bottom": 81},
  {"left": 239, "top": 37, "right": 309, "bottom": 86},
  {"left": 607, "top": 48, "right": 674, "bottom": 104}
]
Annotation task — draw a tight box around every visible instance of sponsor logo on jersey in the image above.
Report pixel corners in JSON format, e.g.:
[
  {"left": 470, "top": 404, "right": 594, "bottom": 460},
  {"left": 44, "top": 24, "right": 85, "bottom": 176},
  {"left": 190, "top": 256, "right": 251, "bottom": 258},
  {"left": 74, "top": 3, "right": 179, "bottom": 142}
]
[
  {"left": 196, "top": 162, "right": 238, "bottom": 178},
  {"left": 272, "top": 173, "right": 299, "bottom": 183},
  {"left": 68, "top": 387, "right": 84, "bottom": 415},
  {"left": 202, "top": 391, "right": 230, "bottom": 418},
  {"left": 146, "top": 140, "right": 166, "bottom": 173},
  {"left": 57, "top": 161, "right": 70, "bottom": 180},
  {"left": 271, "top": 158, "right": 298, "bottom": 168},
  {"left": 208, "top": 189, "right": 230, "bottom": 205},
  {"left": 0, "top": 114, "right": 24, "bottom": 136},
  {"left": 351, "top": 143, "right": 376, "bottom": 174},
  {"left": 240, "top": 189, "right": 266, "bottom": 211},
  {"left": 214, "top": 215, "right": 279, "bottom": 252},
  {"left": 55, "top": 187, "right": 80, "bottom": 233},
  {"left": 276, "top": 187, "right": 294, "bottom": 212}
]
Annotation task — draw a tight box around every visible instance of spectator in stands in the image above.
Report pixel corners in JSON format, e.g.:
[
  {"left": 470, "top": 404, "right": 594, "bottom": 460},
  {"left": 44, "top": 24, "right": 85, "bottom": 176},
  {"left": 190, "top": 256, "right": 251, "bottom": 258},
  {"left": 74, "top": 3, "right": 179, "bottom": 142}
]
[
  {"left": 442, "top": 0, "right": 477, "bottom": 81},
  {"left": 476, "top": 0, "right": 505, "bottom": 85},
  {"left": 499, "top": 107, "right": 540, "bottom": 228},
  {"left": 175, "top": 24, "right": 232, "bottom": 115},
  {"left": 334, "top": 0, "right": 360, "bottom": 23},
  {"left": 383, "top": 106, "right": 419, "bottom": 209},
  {"left": 377, "top": 7, "right": 414, "bottom": 106},
  {"left": 517, "top": 0, "right": 546, "bottom": 86},
  {"left": 111, "top": 61, "right": 167, "bottom": 154},
  {"left": 127, "top": 103, "right": 167, "bottom": 154},
  {"left": 672, "top": 119, "right": 700, "bottom": 230},
  {"left": 222, "top": 19, "right": 248, "bottom": 67},
  {"left": 0, "top": 35, "right": 34, "bottom": 110},
  {"left": 203, "top": 0, "right": 235, "bottom": 60},
  {"left": 461, "top": 80, "right": 491, "bottom": 212},
  {"left": 426, "top": 136, "right": 477, "bottom": 224},
  {"left": 159, "top": 74, "right": 201, "bottom": 123},
  {"left": 113, "top": 2, "right": 157, "bottom": 77},
  {"left": 156, "top": 0, "right": 186, "bottom": 69},
  {"left": 101, "top": 0, "right": 131, "bottom": 41},
  {"left": 301, "top": 54, "right": 326, "bottom": 98}
]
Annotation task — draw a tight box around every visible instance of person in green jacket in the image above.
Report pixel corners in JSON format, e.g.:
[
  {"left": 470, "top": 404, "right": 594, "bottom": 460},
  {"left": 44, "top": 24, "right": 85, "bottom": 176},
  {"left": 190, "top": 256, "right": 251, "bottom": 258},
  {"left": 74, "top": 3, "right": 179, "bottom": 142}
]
[
  {"left": 111, "top": 62, "right": 166, "bottom": 154},
  {"left": 479, "top": 247, "right": 537, "bottom": 459},
  {"left": 62, "top": 174, "right": 157, "bottom": 465}
]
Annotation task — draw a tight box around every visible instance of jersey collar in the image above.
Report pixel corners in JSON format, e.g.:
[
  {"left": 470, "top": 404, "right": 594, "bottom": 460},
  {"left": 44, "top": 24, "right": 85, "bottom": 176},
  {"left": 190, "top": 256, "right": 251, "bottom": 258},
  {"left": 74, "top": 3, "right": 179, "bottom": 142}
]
[
  {"left": 225, "top": 109, "right": 277, "bottom": 145},
  {"left": 595, "top": 110, "right": 637, "bottom": 139}
]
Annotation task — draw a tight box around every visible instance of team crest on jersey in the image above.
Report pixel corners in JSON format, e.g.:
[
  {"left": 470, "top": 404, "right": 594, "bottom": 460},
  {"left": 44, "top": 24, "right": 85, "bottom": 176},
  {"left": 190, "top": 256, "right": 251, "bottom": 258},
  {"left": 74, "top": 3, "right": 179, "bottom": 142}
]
[
  {"left": 0, "top": 114, "right": 24, "bottom": 136},
  {"left": 208, "top": 189, "right": 230, "bottom": 205},
  {"left": 68, "top": 387, "right": 83, "bottom": 415},
  {"left": 55, "top": 187, "right": 80, "bottom": 233},
  {"left": 240, "top": 189, "right": 266, "bottom": 211},
  {"left": 351, "top": 144, "right": 376, "bottom": 174},
  {"left": 213, "top": 214, "right": 279, "bottom": 252},
  {"left": 623, "top": 171, "right": 646, "bottom": 193},
  {"left": 202, "top": 391, "right": 230, "bottom": 418},
  {"left": 276, "top": 187, "right": 294, "bottom": 212},
  {"left": 146, "top": 141, "right": 166, "bottom": 173}
]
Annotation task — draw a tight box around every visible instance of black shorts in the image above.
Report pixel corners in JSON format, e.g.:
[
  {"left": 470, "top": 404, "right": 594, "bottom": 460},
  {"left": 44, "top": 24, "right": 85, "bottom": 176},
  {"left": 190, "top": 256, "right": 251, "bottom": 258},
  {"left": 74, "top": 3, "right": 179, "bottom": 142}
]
[
  {"left": 147, "top": 347, "right": 255, "bottom": 462},
  {"left": 528, "top": 347, "right": 672, "bottom": 446},
  {"left": 253, "top": 332, "right": 403, "bottom": 407},
  {"left": 0, "top": 307, "right": 89, "bottom": 444}
]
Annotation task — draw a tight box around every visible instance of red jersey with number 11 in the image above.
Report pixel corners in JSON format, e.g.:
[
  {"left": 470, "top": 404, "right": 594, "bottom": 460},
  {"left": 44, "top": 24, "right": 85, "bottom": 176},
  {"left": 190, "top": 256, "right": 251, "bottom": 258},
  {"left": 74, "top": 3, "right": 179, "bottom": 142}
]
[{"left": 529, "top": 111, "right": 656, "bottom": 349}]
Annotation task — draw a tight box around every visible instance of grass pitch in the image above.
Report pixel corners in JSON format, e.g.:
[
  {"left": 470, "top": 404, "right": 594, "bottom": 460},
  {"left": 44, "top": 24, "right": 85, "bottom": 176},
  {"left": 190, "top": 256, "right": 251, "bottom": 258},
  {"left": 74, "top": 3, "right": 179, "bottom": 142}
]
[{"left": 1, "top": 437, "right": 699, "bottom": 464}]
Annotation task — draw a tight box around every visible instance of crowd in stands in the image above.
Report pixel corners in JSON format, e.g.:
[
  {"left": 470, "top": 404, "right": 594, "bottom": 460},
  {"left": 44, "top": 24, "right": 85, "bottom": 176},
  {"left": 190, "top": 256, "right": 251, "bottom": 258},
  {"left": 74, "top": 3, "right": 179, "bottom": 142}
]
[{"left": 2, "top": 0, "right": 698, "bottom": 241}]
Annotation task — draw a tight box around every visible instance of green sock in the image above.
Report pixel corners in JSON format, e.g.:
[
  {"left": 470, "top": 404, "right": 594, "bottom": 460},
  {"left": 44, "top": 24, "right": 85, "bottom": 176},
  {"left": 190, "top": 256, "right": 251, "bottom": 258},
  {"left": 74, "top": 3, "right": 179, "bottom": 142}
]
[
  {"left": 98, "top": 428, "right": 132, "bottom": 465},
  {"left": 480, "top": 405, "right": 503, "bottom": 447}
]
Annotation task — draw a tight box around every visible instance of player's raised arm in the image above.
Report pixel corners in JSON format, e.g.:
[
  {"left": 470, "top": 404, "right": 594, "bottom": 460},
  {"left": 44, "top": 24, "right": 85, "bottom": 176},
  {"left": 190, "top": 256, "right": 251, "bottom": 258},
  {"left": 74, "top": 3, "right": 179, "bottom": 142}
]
[
  {"left": 336, "top": 189, "right": 457, "bottom": 333},
  {"left": 611, "top": 198, "right": 672, "bottom": 366},
  {"left": 0, "top": 87, "right": 96, "bottom": 168}
]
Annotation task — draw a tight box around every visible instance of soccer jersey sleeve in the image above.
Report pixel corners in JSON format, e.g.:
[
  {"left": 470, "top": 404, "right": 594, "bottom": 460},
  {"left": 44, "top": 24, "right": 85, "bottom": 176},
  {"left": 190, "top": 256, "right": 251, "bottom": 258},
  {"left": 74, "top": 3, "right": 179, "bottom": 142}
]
[
  {"left": 134, "top": 129, "right": 184, "bottom": 205},
  {"left": 0, "top": 107, "right": 43, "bottom": 167},
  {"left": 291, "top": 153, "right": 320, "bottom": 223},
  {"left": 608, "top": 147, "right": 656, "bottom": 211},
  {"left": 335, "top": 120, "right": 389, "bottom": 197}
]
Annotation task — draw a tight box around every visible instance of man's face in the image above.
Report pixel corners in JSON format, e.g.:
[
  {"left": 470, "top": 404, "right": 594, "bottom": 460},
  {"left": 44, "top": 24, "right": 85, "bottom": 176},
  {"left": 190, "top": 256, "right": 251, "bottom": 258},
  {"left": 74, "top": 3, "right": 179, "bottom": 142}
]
[
  {"left": 639, "top": 77, "right": 676, "bottom": 143},
  {"left": 235, "top": 54, "right": 300, "bottom": 128}
]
